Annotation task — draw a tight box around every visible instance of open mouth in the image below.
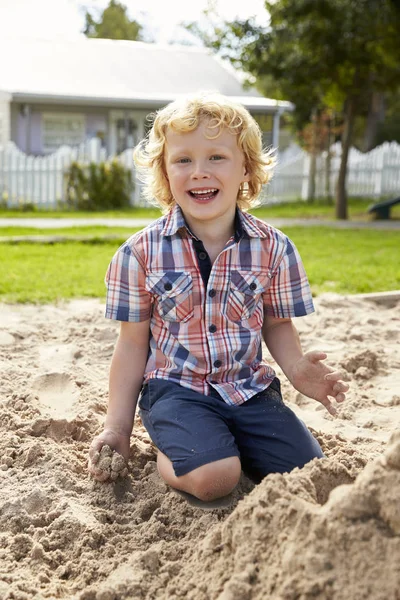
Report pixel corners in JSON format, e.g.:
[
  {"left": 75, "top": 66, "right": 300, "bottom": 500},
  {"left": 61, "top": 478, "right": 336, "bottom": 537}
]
[{"left": 188, "top": 188, "right": 219, "bottom": 201}]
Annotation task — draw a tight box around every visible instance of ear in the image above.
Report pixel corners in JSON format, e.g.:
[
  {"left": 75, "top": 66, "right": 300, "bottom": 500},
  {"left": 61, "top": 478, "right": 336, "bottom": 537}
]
[{"left": 242, "top": 166, "right": 250, "bottom": 183}]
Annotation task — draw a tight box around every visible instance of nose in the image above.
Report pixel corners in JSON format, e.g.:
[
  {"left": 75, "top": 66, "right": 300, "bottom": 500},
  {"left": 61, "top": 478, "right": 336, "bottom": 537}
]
[{"left": 191, "top": 161, "right": 210, "bottom": 180}]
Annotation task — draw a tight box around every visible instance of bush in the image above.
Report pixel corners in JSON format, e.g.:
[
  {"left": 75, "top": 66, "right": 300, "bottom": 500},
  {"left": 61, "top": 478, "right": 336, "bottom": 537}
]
[{"left": 65, "top": 160, "right": 133, "bottom": 211}]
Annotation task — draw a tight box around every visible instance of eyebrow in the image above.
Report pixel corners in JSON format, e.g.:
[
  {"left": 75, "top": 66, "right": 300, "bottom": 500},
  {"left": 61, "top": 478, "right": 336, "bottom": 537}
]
[{"left": 167, "top": 146, "right": 231, "bottom": 160}]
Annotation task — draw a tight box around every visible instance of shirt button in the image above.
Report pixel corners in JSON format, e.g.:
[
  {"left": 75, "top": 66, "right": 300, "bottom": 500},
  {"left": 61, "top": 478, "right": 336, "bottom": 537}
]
[
  {"left": 198, "top": 251, "right": 207, "bottom": 260},
  {"left": 249, "top": 282, "right": 257, "bottom": 291},
  {"left": 164, "top": 282, "right": 172, "bottom": 291},
  {"left": 209, "top": 289, "right": 216, "bottom": 298},
  {"left": 209, "top": 324, "right": 217, "bottom": 333},
  {"left": 213, "top": 360, "right": 222, "bottom": 368}
]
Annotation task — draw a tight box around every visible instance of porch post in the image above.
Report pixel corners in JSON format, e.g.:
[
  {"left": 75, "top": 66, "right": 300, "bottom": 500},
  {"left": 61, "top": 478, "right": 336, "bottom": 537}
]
[
  {"left": 133, "top": 114, "right": 145, "bottom": 205},
  {"left": 25, "top": 104, "right": 31, "bottom": 154},
  {"left": 272, "top": 110, "right": 282, "bottom": 150},
  {"left": 0, "top": 92, "right": 12, "bottom": 147}
]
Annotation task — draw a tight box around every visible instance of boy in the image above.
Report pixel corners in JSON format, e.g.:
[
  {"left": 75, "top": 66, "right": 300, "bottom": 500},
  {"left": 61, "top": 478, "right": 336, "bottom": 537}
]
[{"left": 89, "top": 92, "right": 348, "bottom": 501}]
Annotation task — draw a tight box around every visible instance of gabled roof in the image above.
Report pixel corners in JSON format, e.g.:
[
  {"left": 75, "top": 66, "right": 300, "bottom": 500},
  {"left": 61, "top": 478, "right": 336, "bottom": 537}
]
[{"left": 0, "top": 36, "right": 293, "bottom": 113}]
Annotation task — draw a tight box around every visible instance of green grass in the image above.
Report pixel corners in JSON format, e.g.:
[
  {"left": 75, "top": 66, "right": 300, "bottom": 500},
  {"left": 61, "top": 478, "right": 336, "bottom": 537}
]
[
  {"left": 1, "top": 241, "right": 124, "bottom": 303},
  {"left": 0, "top": 206, "right": 163, "bottom": 219},
  {"left": 1, "top": 198, "right": 399, "bottom": 220},
  {"left": 1, "top": 227, "right": 399, "bottom": 303},
  {"left": 284, "top": 227, "right": 400, "bottom": 295},
  {"left": 0, "top": 226, "right": 139, "bottom": 238},
  {"left": 251, "top": 198, "right": 400, "bottom": 220}
]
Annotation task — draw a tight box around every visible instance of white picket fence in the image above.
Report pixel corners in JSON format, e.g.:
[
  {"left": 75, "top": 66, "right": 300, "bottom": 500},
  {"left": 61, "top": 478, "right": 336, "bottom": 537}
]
[
  {"left": 0, "top": 138, "right": 399, "bottom": 208},
  {"left": 266, "top": 141, "right": 400, "bottom": 202},
  {"left": 0, "top": 138, "right": 143, "bottom": 209}
]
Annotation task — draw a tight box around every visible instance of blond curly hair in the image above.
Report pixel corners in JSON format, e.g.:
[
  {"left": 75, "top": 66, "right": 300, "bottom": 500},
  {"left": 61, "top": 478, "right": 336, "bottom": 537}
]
[{"left": 133, "top": 91, "right": 275, "bottom": 212}]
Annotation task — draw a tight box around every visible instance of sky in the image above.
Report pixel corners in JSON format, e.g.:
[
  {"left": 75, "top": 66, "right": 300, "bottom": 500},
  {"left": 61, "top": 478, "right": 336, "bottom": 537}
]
[{"left": 0, "top": 0, "right": 269, "bottom": 44}]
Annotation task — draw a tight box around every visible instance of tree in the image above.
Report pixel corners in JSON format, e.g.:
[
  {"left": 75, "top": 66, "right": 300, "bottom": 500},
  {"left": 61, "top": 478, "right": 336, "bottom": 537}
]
[
  {"left": 189, "top": 0, "right": 400, "bottom": 219},
  {"left": 374, "top": 87, "right": 400, "bottom": 146},
  {"left": 84, "top": 0, "right": 142, "bottom": 41}
]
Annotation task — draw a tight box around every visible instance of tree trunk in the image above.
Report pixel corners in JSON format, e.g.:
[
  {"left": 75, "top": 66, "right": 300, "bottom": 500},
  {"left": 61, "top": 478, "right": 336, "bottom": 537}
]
[
  {"left": 308, "top": 150, "right": 317, "bottom": 203},
  {"left": 336, "top": 97, "right": 356, "bottom": 220},
  {"left": 325, "top": 112, "right": 333, "bottom": 205},
  {"left": 363, "top": 91, "right": 385, "bottom": 152},
  {"left": 307, "top": 108, "right": 318, "bottom": 203},
  {"left": 325, "top": 148, "right": 332, "bottom": 205}
]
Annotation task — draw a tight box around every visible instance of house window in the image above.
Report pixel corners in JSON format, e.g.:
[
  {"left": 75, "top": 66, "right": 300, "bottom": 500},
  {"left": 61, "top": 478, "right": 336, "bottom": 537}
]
[
  {"left": 42, "top": 113, "right": 85, "bottom": 153},
  {"left": 116, "top": 118, "right": 138, "bottom": 154}
]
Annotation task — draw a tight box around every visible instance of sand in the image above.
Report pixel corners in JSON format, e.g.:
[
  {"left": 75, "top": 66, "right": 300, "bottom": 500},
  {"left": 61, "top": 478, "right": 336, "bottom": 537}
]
[{"left": 0, "top": 292, "right": 399, "bottom": 600}]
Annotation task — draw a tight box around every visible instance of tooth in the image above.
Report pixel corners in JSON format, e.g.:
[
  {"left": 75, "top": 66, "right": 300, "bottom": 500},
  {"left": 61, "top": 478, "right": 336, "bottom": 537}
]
[{"left": 192, "top": 189, "right": 216, "bottom": 194}]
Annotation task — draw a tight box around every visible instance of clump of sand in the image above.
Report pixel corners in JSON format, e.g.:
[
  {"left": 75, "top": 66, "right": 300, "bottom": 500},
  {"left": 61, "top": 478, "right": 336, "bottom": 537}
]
[
  {"left": 0, "top": 293, "right": 399, "bottom": 599},
  {"left": 89, "top": 445, "right": 128, "bottom": 482}
]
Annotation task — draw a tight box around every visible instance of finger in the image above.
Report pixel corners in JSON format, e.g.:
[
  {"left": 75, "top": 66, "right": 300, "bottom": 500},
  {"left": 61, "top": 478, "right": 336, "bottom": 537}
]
[
  {"left": 335, "top": 392, "right": 346, "bottom": 403},
  {"left": 307, "top": 350, "right": 328, "bottom": 363},
  {"left": 324, "top": 371, "right": 346, "bottom": 382},
  {"left": 88, "top": 457, "right": 100, "bottom": 474},
  {"left": 88, "top": 439, "right": 104, "bottom": 462},
  {"left": 332, "top": 382, "right": 349, "bottom": 393},
  {"left": 318, "top": 396, "right": 337, "bottom": 416},
  {"left": 89, "top": 466, "right": 110, "bottom": 482},
  {"left": 88, "top": 448, "right": 100, "bottom": 464}
]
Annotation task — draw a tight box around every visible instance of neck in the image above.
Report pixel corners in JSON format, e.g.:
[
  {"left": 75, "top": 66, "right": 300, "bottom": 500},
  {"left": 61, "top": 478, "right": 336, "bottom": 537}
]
[
  {"left": 196, "top": 221, "right": 234, "bottom": 245},
  {"left": 183, "top": 210, "right": 236, "bottom": 246}
]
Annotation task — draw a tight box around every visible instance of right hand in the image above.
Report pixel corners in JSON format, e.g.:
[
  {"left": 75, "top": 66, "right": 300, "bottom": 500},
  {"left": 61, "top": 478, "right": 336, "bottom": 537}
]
[{"left": 88, "top": 428, "right": 130, "bottom": 481}]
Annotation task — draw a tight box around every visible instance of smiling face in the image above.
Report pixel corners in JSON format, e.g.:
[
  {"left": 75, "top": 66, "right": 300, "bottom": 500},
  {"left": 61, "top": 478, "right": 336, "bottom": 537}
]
[{"left": 164, "top": 119, "right": 250, "bottom": 236}]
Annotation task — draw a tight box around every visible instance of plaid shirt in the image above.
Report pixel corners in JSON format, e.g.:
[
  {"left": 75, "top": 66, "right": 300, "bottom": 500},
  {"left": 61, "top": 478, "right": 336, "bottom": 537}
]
[{"left": 105, "top": 205, "right": 314, "bottom": 406}]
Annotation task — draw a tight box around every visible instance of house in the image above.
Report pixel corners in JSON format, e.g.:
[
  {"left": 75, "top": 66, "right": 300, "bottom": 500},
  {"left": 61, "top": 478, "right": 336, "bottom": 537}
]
[{"left": 0, "top": 36, "right": 293, "bottom": 157}]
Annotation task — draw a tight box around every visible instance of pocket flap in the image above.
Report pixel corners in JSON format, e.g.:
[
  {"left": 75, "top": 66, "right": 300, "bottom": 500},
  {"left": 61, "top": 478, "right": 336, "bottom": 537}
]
[
  {"left": 146, "top": 272, "right": 193, "bottom": 297},
  {"left": 230, "top": 271, "right": 265, "bottom": 295}
]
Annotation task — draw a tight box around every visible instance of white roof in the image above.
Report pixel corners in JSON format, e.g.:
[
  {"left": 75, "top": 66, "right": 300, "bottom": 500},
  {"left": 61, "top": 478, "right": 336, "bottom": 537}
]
[{"left": 0, "top": 36, "right": 293, "bottom": 113}]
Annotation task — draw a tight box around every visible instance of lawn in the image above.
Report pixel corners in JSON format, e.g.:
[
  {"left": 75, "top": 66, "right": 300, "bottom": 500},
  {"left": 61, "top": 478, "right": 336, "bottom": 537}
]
[
  {"left": 0, "top": 206, "right": 163, "bottom": 220},
  {"left": 252, "top": 198, "right": 400, "bottom": 220},
  {"left": 1, "top": 227, "right": 399, "bottom": 303},
  {"left": 0, "top": 226, "right": 138, "bottom": 239},
  {"left": 1, "top": 198, "right": 400, "bottom": 221}
]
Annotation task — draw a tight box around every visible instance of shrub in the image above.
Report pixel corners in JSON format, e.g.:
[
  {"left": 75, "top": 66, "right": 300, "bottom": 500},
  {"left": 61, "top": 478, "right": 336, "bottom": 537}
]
[{"left": 65, "top": 160, "right": 133, "bottom": 211}]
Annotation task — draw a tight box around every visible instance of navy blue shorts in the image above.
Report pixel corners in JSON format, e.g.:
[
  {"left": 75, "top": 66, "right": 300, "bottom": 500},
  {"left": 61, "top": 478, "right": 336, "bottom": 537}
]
[{"left": 138, "top": 378, "right": 324, "bottom": 480}]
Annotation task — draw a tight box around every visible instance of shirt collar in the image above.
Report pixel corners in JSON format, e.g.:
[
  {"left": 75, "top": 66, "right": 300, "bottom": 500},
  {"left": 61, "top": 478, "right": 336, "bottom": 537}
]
[
  {"left": 161, "top": 203, "right": 268, "bottom": 240},
  {"left": 161, "top": 204, "right": 189, "bottom": 237},
  {"left": 237, "top": 209, "right": 269, "bottom": 239}
]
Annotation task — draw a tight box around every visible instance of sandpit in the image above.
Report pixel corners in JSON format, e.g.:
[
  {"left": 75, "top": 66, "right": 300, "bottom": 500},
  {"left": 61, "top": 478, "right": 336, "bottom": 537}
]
[{"left": 0, "top": 293, "right": 399, "bottom": 600}]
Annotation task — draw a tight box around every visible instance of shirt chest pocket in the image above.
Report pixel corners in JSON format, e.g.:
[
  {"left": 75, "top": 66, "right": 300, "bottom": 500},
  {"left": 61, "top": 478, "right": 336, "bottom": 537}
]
[
  {"left": 146, "top": 272, "right": 194, "bottom": 323},
  {"left": 226, "top": 270, "right": 268, "bottom": 324}
]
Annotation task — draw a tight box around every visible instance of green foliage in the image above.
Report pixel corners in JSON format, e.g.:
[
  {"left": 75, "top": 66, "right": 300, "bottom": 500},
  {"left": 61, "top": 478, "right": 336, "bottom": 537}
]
[
  {"left": 197, "top": 1, "right": 400, "bottom": 128},
  {"left": 375, "top": 87, "right": 400, "bottom": 145},
  {"left": 65, "top": 160, "right": 133, "bottom": 211},
  {"left": 0, "top": 198, "right": 37, "bottom": 212},
  {"left": 188, "top": 0, "right": 400, "bottom": 218},
  {"left": 84, "top": 0, "right": 142, "bottom": 41}
]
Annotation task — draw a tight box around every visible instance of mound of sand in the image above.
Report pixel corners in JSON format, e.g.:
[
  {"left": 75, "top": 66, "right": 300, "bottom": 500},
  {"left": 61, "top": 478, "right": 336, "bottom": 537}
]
[{"left": 0, "top": 293, "right": 399, "bottom": 600}]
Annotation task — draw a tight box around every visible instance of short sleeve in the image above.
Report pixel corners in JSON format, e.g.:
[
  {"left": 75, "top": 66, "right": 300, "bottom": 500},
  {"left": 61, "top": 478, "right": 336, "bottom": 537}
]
[
  {"left": 264, "top": 237, "right": 314, "bottom": 318},
  {"left": 105, "top": 242, "right": 152, "bottom": 322}
]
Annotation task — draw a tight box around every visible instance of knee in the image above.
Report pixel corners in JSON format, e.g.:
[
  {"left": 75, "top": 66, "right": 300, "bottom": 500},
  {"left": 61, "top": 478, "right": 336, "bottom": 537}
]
[{"left": 188, "top": 457, "right": 241, "bottom": 502}]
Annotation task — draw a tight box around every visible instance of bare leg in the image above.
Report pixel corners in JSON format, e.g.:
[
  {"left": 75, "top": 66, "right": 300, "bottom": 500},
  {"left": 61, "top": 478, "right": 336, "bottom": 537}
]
[{"left": 157, "top": 451, "right": 241, "bottom": 502}]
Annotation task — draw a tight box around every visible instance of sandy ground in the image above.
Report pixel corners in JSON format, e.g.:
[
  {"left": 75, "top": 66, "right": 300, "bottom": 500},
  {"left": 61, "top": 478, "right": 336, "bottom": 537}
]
[{"left": 0, "top": 293, "right": 399, "bottom": 600}]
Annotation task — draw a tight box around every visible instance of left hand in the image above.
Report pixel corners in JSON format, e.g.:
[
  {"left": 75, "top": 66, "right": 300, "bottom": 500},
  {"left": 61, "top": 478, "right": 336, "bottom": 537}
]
[{"left": 289, "top": 350, "right": 349, "bottom": 416}]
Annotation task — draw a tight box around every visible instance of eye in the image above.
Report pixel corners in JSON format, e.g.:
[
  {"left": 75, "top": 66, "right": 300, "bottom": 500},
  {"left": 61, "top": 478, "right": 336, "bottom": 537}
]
[
  {"left": 210, "top": 155, "right": 224, "bottom": 161},
  {"left": 177, "top": 157, "right": 191, "bottom": 164}
]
